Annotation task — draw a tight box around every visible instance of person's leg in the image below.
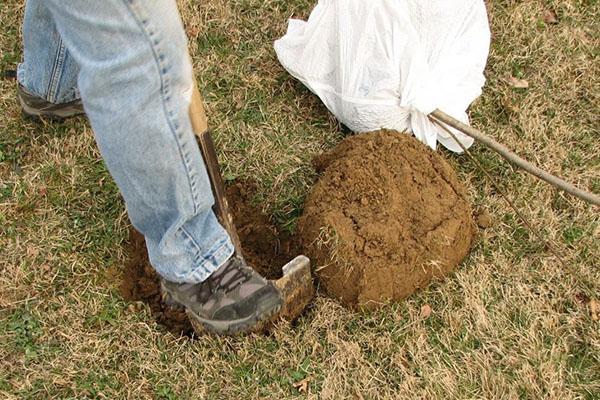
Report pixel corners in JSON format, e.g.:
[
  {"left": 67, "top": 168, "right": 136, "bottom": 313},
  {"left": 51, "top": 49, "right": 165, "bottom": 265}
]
[
  {"left": 32, "top": 0, "right": 281, "bottom": 334},
  {"left": 17, "top": 0, "right": 80, "bottom": 104},
  {"left": 39, "top": 0, "right": 233, "bottom": 284}
]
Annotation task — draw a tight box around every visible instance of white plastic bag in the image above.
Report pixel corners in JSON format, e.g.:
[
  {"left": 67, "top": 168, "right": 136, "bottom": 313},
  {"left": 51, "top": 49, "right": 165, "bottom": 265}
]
[{"left": 274, "top": 0, "right": 490, "bottom": 152}]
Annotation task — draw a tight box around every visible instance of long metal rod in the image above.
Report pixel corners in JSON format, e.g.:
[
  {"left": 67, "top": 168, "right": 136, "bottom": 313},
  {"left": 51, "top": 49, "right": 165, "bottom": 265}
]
[
  {"left": 430, "top": 117, "right": 567, "bottom": 268},
  {"left": 429, "top": 109, "right": 600, "bottom": 206}
]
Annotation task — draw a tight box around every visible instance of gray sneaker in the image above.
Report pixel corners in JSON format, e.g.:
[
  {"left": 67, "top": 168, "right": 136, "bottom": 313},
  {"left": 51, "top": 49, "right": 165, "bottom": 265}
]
[
  {"left": 160, "top": 256, "right": 282, "bottom": 335},
  {"left": 18, "top": 83, "right": 85, "bottom": 120}
]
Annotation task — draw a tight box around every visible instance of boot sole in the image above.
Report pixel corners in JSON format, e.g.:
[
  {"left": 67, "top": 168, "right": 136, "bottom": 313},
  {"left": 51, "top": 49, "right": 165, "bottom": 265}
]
[
  {"left": 186, "top": 298, "right": 282, "bottom": 336},
  {"left": 162, "top": 288, "right": 282, "bottom": 336},
  {"left": 19, "top": 96, "right": 84, "bottom": 122},
  {"left": 21, "top": 108, "right": 85, "bottom": 123}
]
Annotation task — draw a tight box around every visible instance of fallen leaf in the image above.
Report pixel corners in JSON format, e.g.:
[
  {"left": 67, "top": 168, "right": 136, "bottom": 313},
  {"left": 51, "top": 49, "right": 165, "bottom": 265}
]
[
  {"left": 542, "top": 9, "right": 558, "bottom": 24},
  {"left": 26, "top": 245, "right": 39, "bottom": 258},
  {"left": 420, "top": 304, "right": 432, "bottom": 319},
  {"left": 507, "top": 76, "right": 529, "bottom": 89},
  {"left": 293, "top": 377, "right": 311, "bottom": 393},
  {"left": 575, "top": 292, "right": 590, "bottom": 305},
  {"left": 590, "top": 299, "right": 599, "bottom": 321},
  {"left": 501, "top": 97, "right": 519, "bottom": 114},
  {"left": 186, "top": 25, "right": 200, "bottom": 39}
]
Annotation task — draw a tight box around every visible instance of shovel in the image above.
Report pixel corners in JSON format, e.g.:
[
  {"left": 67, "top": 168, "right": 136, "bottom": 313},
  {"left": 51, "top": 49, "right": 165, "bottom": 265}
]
[{"left": 187, "top": 79, "right": 315, "bottom": 327}]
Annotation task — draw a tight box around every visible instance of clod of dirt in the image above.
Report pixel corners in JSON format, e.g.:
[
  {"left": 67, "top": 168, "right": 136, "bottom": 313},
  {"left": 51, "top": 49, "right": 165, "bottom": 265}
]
[
  {"left": 476, "top": 209, "right": 494, "bottom": 229},
  {"left": 121, "top": 181, "right": 298, "bottom": 334},
  {"left": 298, "top": 130, "right": 475, "bottom": 308}
]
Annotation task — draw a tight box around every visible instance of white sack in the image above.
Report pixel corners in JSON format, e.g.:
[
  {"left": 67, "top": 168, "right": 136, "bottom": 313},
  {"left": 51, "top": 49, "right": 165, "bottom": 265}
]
[{"left": 274, "top": 0, "right": 491, "bottom": 152}]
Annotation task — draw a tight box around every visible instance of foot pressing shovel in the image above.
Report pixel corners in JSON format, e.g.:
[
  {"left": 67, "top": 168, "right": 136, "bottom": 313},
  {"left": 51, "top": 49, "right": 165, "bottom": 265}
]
[{"left": 187, "top": 79, "right": 315, "bottom": 326}]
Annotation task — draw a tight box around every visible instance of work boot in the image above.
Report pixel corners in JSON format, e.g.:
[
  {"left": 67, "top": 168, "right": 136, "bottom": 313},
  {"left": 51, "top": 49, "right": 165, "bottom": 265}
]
[
  {"left": 160, "top": 256, "right": 282, "bottom": 335},
  {"left": 17, "top": 83, "right": 85, "bottom": 120}
]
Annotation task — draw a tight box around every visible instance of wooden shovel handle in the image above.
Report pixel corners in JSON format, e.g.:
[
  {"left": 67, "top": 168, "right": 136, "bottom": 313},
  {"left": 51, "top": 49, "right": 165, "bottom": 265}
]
[{"left": 188, "top": 80, "right": 244, "bottom": 257}]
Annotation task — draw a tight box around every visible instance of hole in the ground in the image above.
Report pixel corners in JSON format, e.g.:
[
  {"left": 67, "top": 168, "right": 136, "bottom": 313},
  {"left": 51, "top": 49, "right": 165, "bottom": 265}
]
[{"left": 119, "top": 180, "right": 300, "bottom": 335}]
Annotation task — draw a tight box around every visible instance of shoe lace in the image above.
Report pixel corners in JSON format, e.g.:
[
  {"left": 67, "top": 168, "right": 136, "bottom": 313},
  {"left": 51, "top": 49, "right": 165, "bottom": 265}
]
[{"left": 207, "top": 257, "right": 252, "bottom": 294}]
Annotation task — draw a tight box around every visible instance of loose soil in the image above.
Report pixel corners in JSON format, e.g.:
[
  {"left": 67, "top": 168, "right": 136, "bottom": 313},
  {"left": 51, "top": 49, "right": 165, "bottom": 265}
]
[
  {"left": 120, "top": 182, "right": 297, "bottom": 334},
  {"left": 225, "top": 183, "right": 300, "bottom": 280},
  {"left": 298, "top": 130, "right": 475, "bottom": 308},
  {"left": 120, "top": 230, "right": 193, "bottom": 335}
]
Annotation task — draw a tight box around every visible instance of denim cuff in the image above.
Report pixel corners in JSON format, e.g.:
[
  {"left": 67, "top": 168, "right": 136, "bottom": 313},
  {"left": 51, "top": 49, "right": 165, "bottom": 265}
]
[
  {"left": 17, "top": 63, "right": 81, "bottom": 104},
  {"left": 178, "top": 236, "right": 235, "bottom": 284}
]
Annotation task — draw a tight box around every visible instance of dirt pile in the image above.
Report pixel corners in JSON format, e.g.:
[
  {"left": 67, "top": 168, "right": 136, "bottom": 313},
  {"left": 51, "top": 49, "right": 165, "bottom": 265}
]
[
  {"left": 120, "top": 182, "right": 297, "bottom": 334},
  {"left": 298, "top": 130, "right": 475, "bottom": 308}
]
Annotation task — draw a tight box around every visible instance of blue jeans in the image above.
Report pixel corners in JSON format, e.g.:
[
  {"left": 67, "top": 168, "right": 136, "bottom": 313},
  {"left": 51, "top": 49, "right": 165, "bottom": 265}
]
[{"left": 18, "top": 0, "right": 234, "bottom": 283}]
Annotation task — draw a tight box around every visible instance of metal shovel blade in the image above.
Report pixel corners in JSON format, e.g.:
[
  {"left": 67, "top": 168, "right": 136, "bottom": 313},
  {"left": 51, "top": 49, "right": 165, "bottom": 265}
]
[{"left": 272, "top": 255, "right": 314, "bottom": 321}]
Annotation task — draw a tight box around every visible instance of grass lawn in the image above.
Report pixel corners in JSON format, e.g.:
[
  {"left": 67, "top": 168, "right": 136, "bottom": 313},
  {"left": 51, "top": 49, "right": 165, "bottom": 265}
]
[{"left": 1, "top": 0, "right": 598, "bottom": 398}]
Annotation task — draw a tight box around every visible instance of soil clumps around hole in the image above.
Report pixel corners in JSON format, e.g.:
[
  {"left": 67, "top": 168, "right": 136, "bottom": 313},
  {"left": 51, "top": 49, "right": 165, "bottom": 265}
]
[
  {"left": 298, "top": 130, "right": 475, "bottom": 309},
  {"left": 225, "top": 183, "right": 300, "bottom": 280},
  {"left": 120, "top": 230, "right": 193, "bottom": 335},
  {"left": 120, "top": 181, "right": 298, "bottom": 334}
]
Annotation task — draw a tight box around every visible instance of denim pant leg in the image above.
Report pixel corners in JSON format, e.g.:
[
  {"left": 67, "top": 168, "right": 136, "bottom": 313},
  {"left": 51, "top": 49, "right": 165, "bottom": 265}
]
[
  {"left": 17, "top": 0, "right": 80, "bottom": 103},
  {"left": 26, "top": 0, "right": 234, "bottom": 283}
]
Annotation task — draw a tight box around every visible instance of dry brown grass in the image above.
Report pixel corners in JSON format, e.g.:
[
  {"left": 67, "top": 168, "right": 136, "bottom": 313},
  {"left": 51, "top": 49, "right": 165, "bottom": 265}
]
[{"left": 1, "top": 0, "right": 598, "bottom": 399}]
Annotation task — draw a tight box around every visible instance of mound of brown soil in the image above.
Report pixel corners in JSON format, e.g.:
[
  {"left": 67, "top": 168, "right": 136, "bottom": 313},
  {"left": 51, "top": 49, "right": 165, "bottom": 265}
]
[
  {"left": 298, "top": 130, "right": 475, "bottom": 308},
  {"left": 120, "top": 182, "right": 298, "bottom": 334}
]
